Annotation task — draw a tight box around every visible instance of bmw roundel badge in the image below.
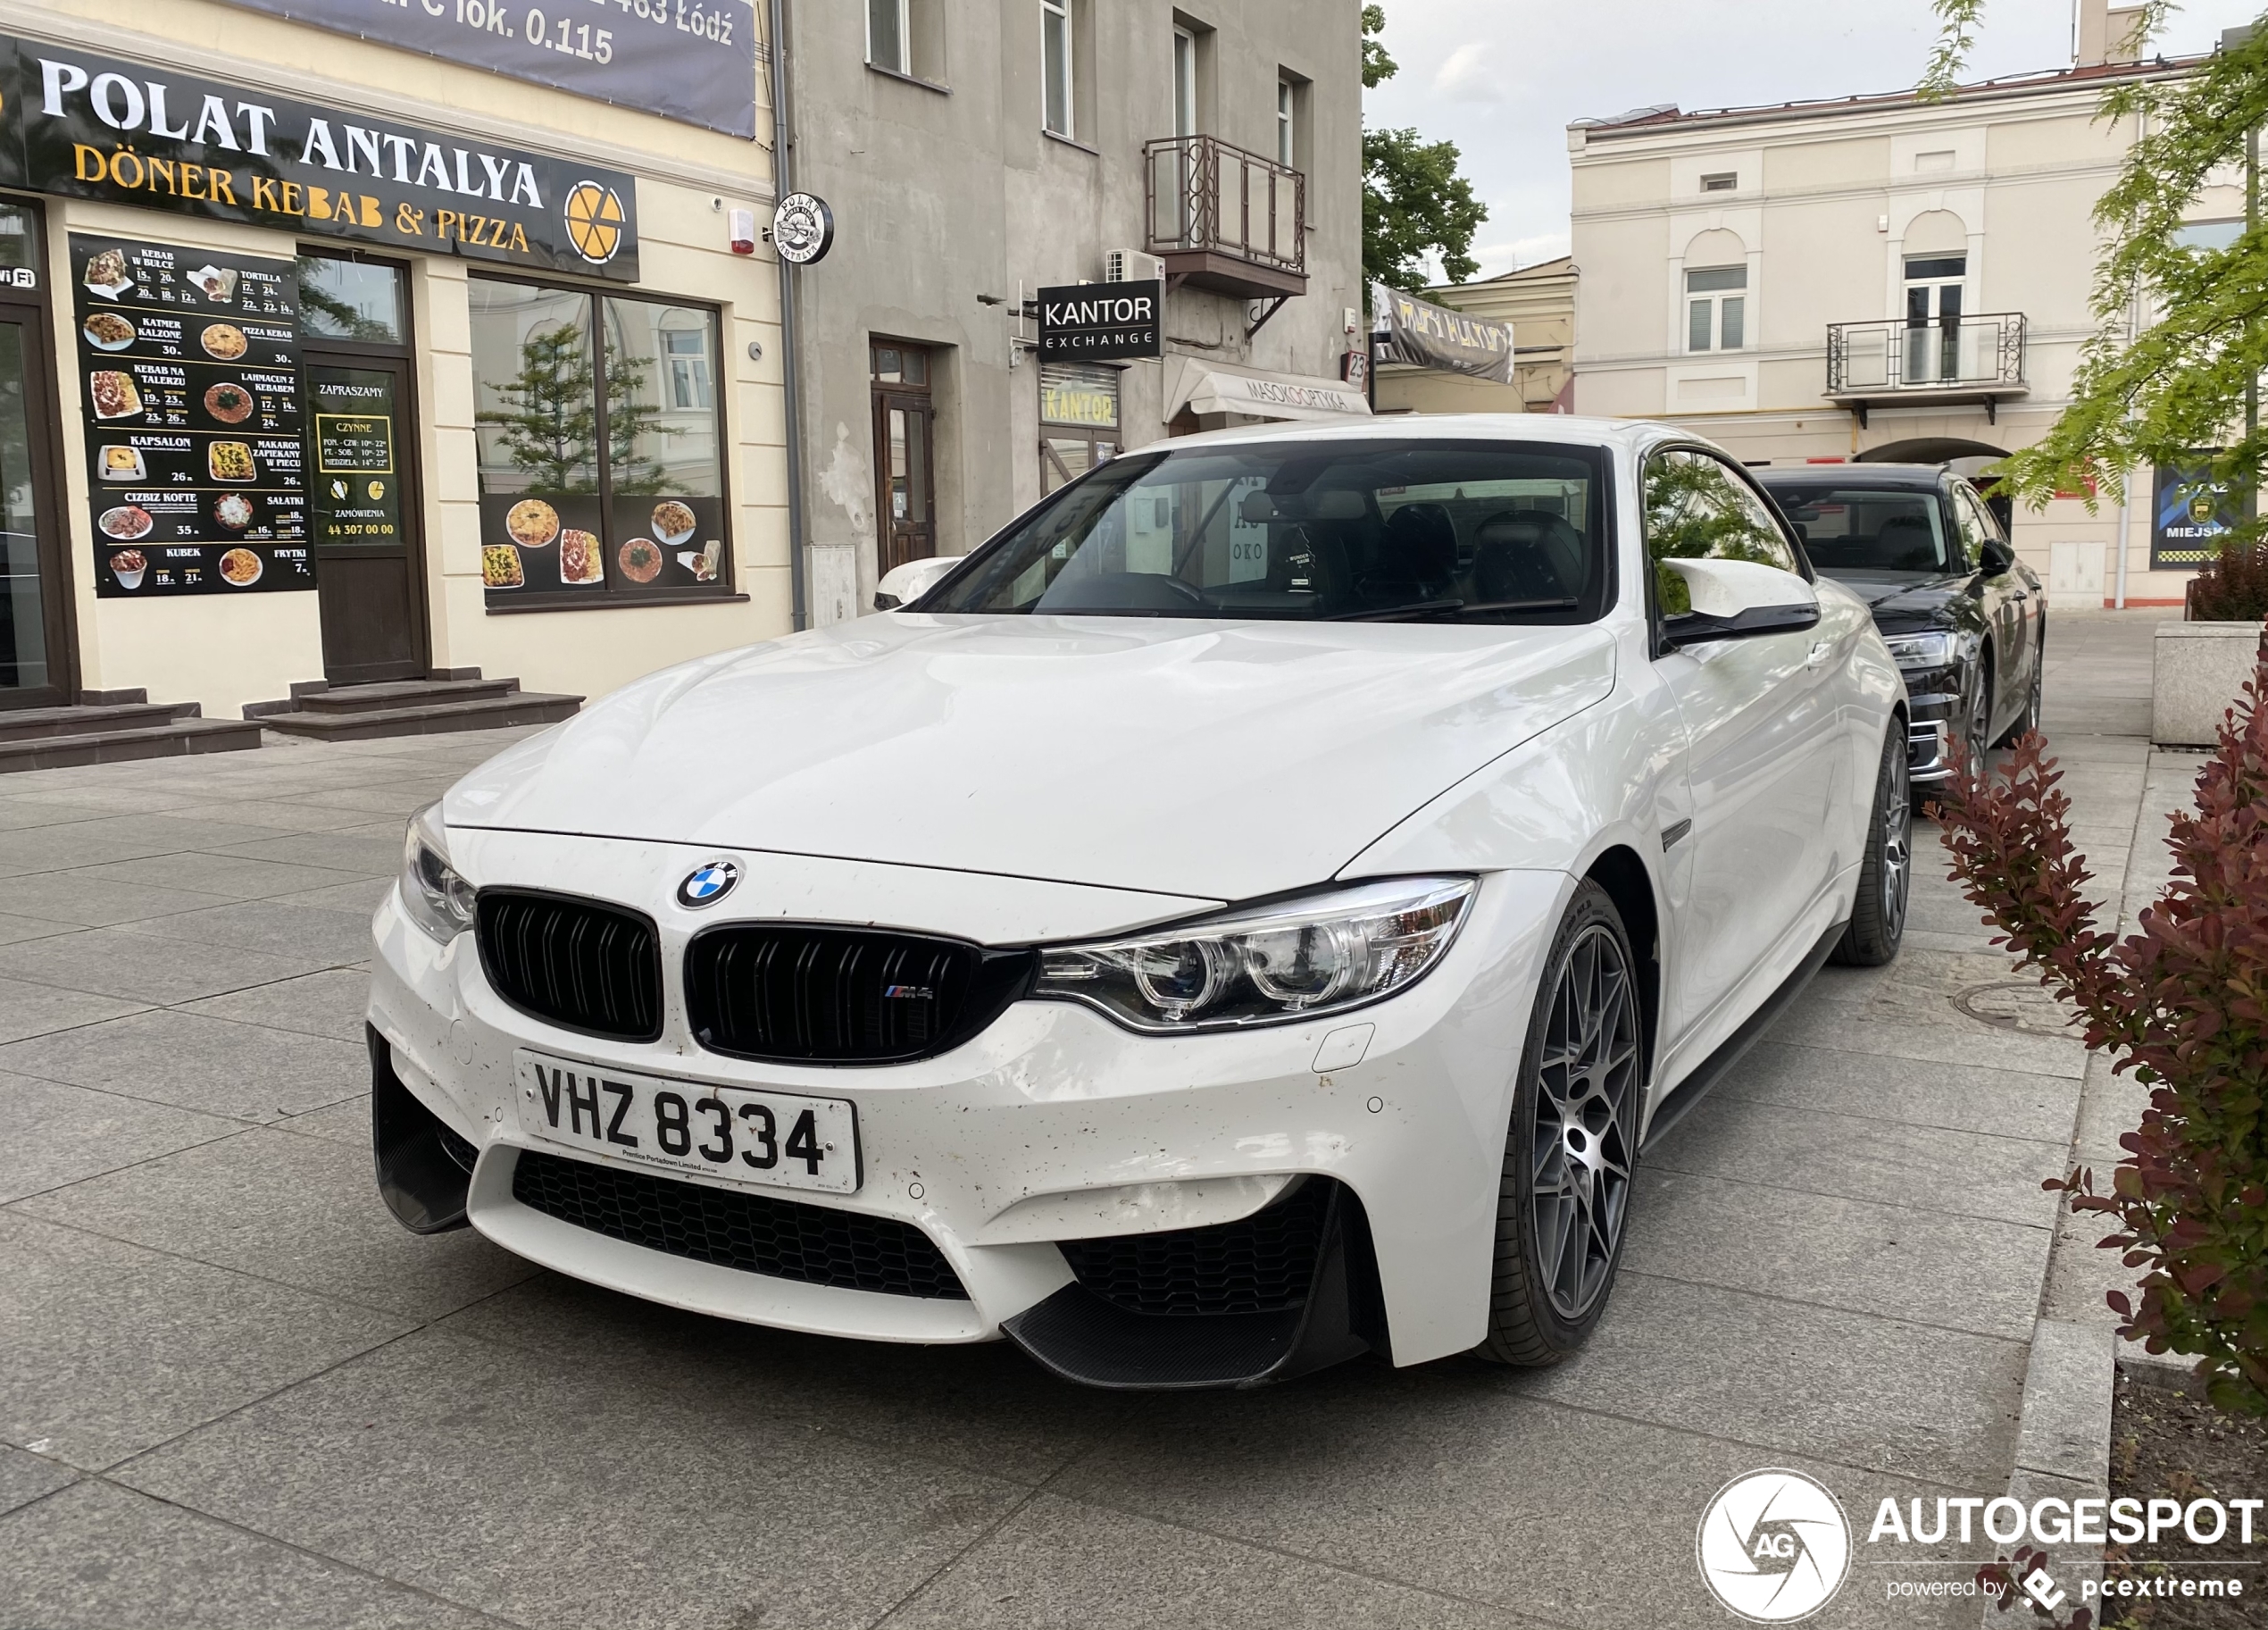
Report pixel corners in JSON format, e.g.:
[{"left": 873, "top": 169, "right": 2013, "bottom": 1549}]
[{"left": 677, "top": 860, "right": 740, "bottom": 909}]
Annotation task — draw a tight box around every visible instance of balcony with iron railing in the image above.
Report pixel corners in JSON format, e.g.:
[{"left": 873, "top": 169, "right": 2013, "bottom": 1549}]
[
  {"left": 1142, "top": 134, "right": 1306, "bottom": 303},
  {"left": 1824, "top": 312, "right": 2028, "bottom": 424}
]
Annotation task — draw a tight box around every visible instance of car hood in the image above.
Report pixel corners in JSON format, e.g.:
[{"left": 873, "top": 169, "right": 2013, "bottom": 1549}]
[
  {"left": 446, "top": 614, "right": 1618, "bottom": 902},
  {"left": 1818, "top": 569, "right": 1974, "bottom": 625}
]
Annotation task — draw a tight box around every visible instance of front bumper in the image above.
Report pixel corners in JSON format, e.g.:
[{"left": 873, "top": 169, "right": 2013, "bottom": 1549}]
[
  {"left": 366, "top": 832, "right": 1567, "bottom": 1374},
  {"left": 1899, "top": 665, "right": 1962, "bottom": 785}
]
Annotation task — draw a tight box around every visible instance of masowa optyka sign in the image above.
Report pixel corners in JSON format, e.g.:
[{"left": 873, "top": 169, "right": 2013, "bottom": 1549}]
[
  {"left": 0, "top": 34, "right": 640, "bottom": 280},
  {"left": 1038, "top": 280, "right": 1162, "bottom": 362}
]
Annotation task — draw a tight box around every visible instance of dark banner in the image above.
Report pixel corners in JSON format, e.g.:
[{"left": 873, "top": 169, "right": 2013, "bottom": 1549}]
[
  {"left": 73, "top": 235, "right": 315, "bottom": 598},
  {"left": 4, "top": 35, "right": 639, "bottom": 280},
  {"left": 1371, "top": 280, "right": 1513, "bottom": 383},
  {"left": 214, "top": 0, "right": 758, "bottom": 139},
  {"left": 2151, "top": 456, "right": 2240, "bottom": 570},
  {"left": 1038, "top": 281, "right": 1162, "bottom": 361}
]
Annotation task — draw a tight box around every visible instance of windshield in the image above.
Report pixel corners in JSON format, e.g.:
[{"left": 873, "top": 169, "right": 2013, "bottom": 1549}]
[
  {"left": 1762, "top": 483, "right": 1956, "bottom": 575},
  {"left": 924, "top": 439, "right": 1613, "bottom": 623}
]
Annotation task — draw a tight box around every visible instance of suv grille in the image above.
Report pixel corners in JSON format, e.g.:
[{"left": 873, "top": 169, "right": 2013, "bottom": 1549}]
[
  {"left": 476, "top": 890, "right": 663, "bottom": 1042},
  {"left": 685, "top": 924, "right": 1032, "bottom": 1065},
  {"left": 513, "top": 1149, "right": 969, "bottom": 1300},
  {"left": 1057, "top": 1178, "right": 1331, "bottom": 1317}
]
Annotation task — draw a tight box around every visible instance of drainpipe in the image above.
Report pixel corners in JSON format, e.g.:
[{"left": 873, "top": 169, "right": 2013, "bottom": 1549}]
[
  {"left": 767, "top": 0, "right": 809, "bottom": 631},
  {"left": 2114, "top": 102, "right": 2145, "bottom": 610}
]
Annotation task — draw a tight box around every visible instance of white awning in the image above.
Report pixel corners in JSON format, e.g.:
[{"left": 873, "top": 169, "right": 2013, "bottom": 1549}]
[{"left": 1166, "top": 357, "right": 1372, "bottom": 423}]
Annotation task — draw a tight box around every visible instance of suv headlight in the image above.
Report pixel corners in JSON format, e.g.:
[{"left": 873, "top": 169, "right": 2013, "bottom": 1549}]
[
  {"left": 1034, "top": 876, "right": 1474, "bottom": 1032},
  {"left": 399, "top": 800, "right": 475, "bottom": 944},
  {"left": 1881, "top": 631, "right": 1956, "bottom": 670}
]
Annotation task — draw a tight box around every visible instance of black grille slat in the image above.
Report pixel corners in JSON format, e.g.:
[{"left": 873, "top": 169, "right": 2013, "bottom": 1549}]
[
  {"left": 687, "top": 924, "right": 1032, "bottom": 1065},
  {"left": 512, "top": 1149, "right": 969, "bottom": 1300},
  {"left": 1059, "top": 1181, "right": 1331, "bottom": 1317},
  {"left": 477, "top": 891, "right": 662, "bottom": 1042}
]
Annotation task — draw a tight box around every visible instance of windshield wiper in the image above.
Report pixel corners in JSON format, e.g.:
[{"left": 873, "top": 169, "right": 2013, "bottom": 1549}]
[{"left": 1328, "top": 597, "right": 1579, "bottom": 623}]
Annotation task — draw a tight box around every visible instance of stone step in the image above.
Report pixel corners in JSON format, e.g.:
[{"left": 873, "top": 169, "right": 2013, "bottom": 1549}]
[
  {"left": 295, "top": 677, "right": 521, "bottom": 715},
  {"left": 0, "top": 701, "right": 196, "bottom": 743},
  {"left": 262, "top": 691, "right": 581, "bottom": 742},
  {"left": 0, "top": 716, "right": 262, "bottom": 774}
]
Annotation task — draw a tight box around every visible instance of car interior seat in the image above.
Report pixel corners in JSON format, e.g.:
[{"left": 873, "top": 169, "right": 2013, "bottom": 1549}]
[
  {"left": 1472, "top": 510, "right": 1586, "bottom": 604},
  {"left": 1872, "top": 514, "right": 1941, "bottom": 572},
  {"left": 1358, "top": 503, "right": 1459, "bottom": 604}
]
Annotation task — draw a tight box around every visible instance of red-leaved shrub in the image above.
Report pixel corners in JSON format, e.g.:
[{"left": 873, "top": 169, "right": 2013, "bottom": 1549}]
[
  {"left": 1936, "top": 639, "right": 2268, "bottom": 1417},
  {"left": 2188, "top": 540, "right": 2268, "bottom": 622}
]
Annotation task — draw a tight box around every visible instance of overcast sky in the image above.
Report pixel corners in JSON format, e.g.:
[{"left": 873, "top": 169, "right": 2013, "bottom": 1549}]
[{"left": 1361, "top": 0, "right": 2265, "bottom": 281}]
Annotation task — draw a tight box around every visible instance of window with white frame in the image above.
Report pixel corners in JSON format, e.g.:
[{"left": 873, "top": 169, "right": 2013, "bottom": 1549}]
[
  {"left": 1686, "top": 265, "right": 1747, "bottom": 352},
  {"left": 868, "top": 0, "right": 907, "bottom": 74},
  {"left": 1042, "top": 0, "right": 1073, "bottom": 137},
  {"left": 1173, "top": 27, "right": 1197, "bottom": 135},
  {"left": 1277, "top": 78, "right": 1295, "bottom": 165}
]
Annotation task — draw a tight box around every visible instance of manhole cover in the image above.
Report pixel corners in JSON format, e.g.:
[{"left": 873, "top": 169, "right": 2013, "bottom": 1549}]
[{"left": 1953, "top": 980, "right": 2075, "bottom": 1039}]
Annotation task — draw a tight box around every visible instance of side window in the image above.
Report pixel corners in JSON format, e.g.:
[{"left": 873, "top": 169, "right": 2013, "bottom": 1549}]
[
  {"left": 1951, "top": 488, "right": 1993, "bottom": 570},
  {"left": 1642, "top": 449, "right": 1799, "bottom": 614}
]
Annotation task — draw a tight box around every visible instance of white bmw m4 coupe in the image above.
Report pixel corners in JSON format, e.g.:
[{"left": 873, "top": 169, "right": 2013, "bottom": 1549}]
[{"left": 371, "top": 415, "right": 1909, "bottom": 1389}]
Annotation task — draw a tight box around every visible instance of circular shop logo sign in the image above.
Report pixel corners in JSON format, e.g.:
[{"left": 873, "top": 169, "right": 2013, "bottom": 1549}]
[
  {"left": 676, "top": 860, "right": 740, "bottom": 909},
  {"left": 563, "top": 181, "right": 627, "bottom": 265},
  {"left": 1696, "top": 1469, "right": 1850, "bottom": 1623},
  {"left": 771, "top": 191, "right": 835, "bottom": 265}
]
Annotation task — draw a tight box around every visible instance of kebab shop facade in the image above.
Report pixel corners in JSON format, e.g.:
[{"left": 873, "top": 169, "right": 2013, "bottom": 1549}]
[{"left": 0, "top": 28, "right": 784, "bottom": 723}]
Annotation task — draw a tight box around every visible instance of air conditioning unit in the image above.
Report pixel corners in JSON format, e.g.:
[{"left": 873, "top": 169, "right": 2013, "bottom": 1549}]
[{"left": 1105, "top": 248, "right": 1165, "bottom": 286}]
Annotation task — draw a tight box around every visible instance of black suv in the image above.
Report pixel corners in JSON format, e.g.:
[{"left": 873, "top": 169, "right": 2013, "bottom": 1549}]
[{"left": 1756, "top": 464, "right": 2045, "bottom": 793}]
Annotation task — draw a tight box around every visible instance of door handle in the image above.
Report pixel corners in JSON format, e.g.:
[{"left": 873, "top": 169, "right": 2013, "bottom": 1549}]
[
  {"left": 2013, "top": 591, "right": 2030, "bottom": 602},
  {"left": 1805, "top": 639, "right": 1833, "bottom": 667}
]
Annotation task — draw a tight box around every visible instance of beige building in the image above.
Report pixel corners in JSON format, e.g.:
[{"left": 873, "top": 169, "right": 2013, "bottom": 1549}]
[
  {"left": 0, "top": 0, "right": 788, "bottom": 757},
  {"left": 1568, "top": 0, "right": 2219, "bottom": 606},
  {"left": 1375, "top": 255, "right": 1575, "bottom": 416}
]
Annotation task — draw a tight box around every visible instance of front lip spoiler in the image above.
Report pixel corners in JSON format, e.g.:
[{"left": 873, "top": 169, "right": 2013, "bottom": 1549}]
[{"left": 1000, "top": 1180, "right": 1388, "bottom": 1390}]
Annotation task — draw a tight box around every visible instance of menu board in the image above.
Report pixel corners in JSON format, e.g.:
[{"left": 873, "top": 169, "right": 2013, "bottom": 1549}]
[
  {"left": 71, "top": 236, "right": 313, "bottom": 598},
  {"left": 308, "top": 366, "right": 403, "bottom": 552}
]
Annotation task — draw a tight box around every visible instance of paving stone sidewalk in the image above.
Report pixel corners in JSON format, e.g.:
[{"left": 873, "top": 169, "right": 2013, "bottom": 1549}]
[{"left": 0, "top": 614, "right": 2179, "bottom": 1630}]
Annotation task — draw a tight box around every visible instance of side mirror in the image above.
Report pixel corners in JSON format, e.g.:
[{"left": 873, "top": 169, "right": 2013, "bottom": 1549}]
[
  {"left": 873, "top": 553, "right": 965, "bottom": 612},
  {"left": 1979, "top": 538, "right": 2015, "bottom": 576},
  {"left": 1659, "top": 556, "right": 1821, "bottom": 646}
]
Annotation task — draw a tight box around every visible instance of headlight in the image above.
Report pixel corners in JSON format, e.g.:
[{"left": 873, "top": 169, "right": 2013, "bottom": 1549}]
[
  {"left": 1881, "top": 631, "right": 1956, "bottom": 670},
  {"left": 399, "top": 800, "right": 475, "bottom": 944},
  {"left": 1034, "top": 876, "right": 1474, "bottom": 1032}
]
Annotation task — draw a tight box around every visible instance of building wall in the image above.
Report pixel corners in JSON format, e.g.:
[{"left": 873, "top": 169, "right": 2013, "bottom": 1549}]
[
  {"left": 4, "top": 0, "right": 788, "bottom": 717},
  {"left": 1568, "top": 64, "right": 2199, "bottom": 607},
  {"left": 788, "top": 0, "right": 1363, "bottom": 614}
]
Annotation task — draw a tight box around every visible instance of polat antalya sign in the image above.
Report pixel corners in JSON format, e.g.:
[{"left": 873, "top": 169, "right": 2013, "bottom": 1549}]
[
  {"left": 0, "top": 35, "right": 640, "bottom": 280},
  {"left": 1038, "top": 280, "right": 1162, "bottom": 361}
]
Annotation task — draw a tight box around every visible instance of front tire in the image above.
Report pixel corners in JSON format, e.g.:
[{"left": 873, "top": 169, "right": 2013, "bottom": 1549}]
[
  {"left": 1833, "top": 722, "right": 1911, "bottom": 967},
  {"left": 1996, "top": 639, "right": 2043, "bottom": 747},
  {"left": 1474, "top": 881, "right": 1641, "bottom": 1367}
]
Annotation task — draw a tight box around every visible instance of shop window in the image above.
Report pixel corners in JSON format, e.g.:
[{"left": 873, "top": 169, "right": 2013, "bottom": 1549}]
[
  {"left": 471, "top": 279, "right": 730, "bottom": 608},
  {"left": 297, "top": 255, "right": 405, "bottom": 345},
  {"left": 1039, "top": 361, "right": 1119, "bottom": 495},
  {"left": 1685, "top": 265, "right": 1747, "bottom": 353}
]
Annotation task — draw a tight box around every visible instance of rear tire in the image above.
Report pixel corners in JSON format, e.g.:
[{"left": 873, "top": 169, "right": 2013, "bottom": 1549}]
[
  {"left": 1833, "top": 723, "right": 1911, "bottom": 967},
  {"left": 1473, "top": 881, "right": 1641, "bottom": 1367},
  {"left": 1996, "top": 640, "right": 2043, "bottom": 747}
]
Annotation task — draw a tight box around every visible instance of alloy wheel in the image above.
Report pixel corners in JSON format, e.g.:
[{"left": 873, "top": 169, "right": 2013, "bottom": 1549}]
[
  {"left": 1962, "top": 679, "right": 1990, "bottom": 779},
  {"left": 1530, "top": 923, "right": 1640, "bottom": 1322},
  {"left": 1880, "top": 741, "right": 1912, "bottom": 940}
]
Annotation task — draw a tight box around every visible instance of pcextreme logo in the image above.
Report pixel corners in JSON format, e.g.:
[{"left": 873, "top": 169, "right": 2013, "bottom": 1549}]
[{"left": 1697, "top": 1469, "right": 1852, "bottom": 1622}]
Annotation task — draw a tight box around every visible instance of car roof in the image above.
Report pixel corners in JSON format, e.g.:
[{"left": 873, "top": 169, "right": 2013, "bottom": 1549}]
[
  {"left": 1153, "top": 412, "right": 1680, "bottom": 460},
  {"left": 1754, "top": 463, "right": 1957, "bottom": 492}
]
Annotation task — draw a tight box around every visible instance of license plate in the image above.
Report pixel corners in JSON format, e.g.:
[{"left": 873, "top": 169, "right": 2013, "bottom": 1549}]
[{"left": 513, "top": 1051, "right": 862, "bottom": 1195}]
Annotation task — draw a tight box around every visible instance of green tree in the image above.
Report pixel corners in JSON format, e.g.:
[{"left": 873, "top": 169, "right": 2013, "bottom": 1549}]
[
  {"left": 475, "top": 321, "right": 665, "bottom": 496},
  {"left": 1362, "top": 5, "right": 1488, "bottom": 292}
]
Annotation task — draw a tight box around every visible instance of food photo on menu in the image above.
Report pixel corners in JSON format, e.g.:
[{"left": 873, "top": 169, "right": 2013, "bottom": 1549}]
[{"left": 479, "top": 493, "right": 723, "bottom": 596}]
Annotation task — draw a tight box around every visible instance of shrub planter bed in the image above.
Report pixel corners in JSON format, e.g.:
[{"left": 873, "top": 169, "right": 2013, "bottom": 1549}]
[
  {"left": 2152, "top": 622, "right": 2263, "bottom": 747},
  {"left": 2099, "top": 1362, "right": 2268, "bottom": 1628}
]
